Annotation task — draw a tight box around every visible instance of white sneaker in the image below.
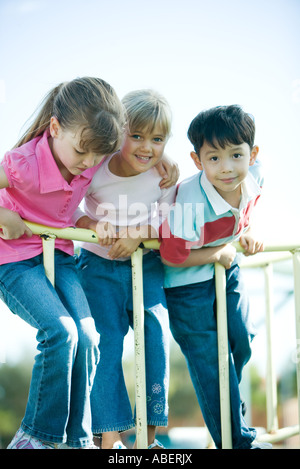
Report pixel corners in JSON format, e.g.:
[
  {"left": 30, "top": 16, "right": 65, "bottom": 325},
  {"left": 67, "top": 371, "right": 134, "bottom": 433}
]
[
  {"left": 7, "top": 428, "right": 55, "bottom": 449},
  {"left": 112, "top": 440, "right": 127, "bottom": 449},
  {"left": 58, "top": 442, "right": 99, "bottom": 449},
  {"left": 251, "top": 440, "right": 272, "bottom": 449}
]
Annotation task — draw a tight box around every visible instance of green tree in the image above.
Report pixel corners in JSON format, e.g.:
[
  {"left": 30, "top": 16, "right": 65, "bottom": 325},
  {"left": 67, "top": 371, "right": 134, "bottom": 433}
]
[{"left": 0, "top": 361, "right": 32, "bottom": 448}]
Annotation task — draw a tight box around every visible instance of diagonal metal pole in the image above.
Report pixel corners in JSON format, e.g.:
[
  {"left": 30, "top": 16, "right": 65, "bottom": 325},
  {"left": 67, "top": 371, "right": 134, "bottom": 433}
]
[
  {"left": 214, "top": 262, "right": 232, "bottom": 449},
  {"left": 41, "top": 235, "right": 56, "bottom": 287},
  {"left": 292, "top": 250, "right": 300, "bottom": 435},
  {"left": 24, "top": 221, "right": 149, "bottom": 447},
  {"left": 264, "top": 263, "right": 278, "bottom": 433},
  {"left": 131, "top": 247, "right": 148, "bottom": 449}
]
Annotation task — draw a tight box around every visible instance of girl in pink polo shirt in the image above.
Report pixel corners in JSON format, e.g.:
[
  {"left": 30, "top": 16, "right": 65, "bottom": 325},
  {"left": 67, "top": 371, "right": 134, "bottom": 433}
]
[{"left": 0, "top": 77, "right": 125, "bottom": 449}]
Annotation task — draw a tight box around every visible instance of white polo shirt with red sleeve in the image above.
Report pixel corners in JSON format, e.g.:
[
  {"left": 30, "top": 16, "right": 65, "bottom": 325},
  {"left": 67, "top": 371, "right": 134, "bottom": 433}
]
[{"left": 160, "top": 161, "right": 263, "bottom": 288}]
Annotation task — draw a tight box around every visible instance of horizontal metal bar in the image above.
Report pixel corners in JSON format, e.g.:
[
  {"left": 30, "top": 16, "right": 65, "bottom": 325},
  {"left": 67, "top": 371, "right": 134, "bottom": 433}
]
[
  {"left": 257, "top": 425, "right": 299, "bottom": 444},
  {"left": 24, "top": 222, "right": 300, "bottom": 255},
  {"left": 24, "top": 221, "right": 99, "bottom": 243},
  {"left": 240, "top": 252, "right": 292, "bottom": 269}
]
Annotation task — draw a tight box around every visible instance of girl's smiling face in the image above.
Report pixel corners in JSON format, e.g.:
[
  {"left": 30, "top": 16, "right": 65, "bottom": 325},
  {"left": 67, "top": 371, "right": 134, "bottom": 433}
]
[{"left": 110, "top": 125, "right": 168, "bottom": 177}]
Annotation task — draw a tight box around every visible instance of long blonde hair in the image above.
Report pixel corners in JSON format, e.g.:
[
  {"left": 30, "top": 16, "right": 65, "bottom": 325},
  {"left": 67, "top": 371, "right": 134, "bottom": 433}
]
[{"left": 14, "top": 77, "right": 125, "bottom": 155}]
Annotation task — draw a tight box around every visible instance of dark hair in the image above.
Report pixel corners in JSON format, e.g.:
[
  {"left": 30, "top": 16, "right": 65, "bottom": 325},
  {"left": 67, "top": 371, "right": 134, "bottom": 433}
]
[
  {"left": 14, "top": 77, "right": 125, "bottom": 155},
  {"left": 187, "top": 105, "right": 255, "bottom": 155}
]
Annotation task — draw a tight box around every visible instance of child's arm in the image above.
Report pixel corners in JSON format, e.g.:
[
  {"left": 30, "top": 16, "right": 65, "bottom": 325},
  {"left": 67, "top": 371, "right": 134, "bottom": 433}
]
[
  {"left": 0, "top": 166, "right": 32, "bottom": 239},
  {"left": 75, "top": 214, "right": 97, "bottom": 232},
  {"left": 107, "top": 225, "right": 157, "bottom": 260},
  {"left": 155, "top": 154, "right": 179, "bottom": 189},
  {"left": 0, "top": 165, "right": 9, "bottom": 189},
  {"left": 107, "top": 182, "right": 176, "bottom": 259},
  {"left": 161, "top": 244, "right": 237, "bottom": 270},
  {"left": 239, "top": 226, "right": 264, "bottom": 256},
  {"left": 75, "top": 214, "right": 116, "bottom": 246}
]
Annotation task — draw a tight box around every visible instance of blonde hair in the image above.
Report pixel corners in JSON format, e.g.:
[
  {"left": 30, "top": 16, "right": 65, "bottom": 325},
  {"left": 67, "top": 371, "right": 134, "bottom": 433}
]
[
  {"left": 14, "top": 77, "right": 125, "bottom": 155},
  {"left": 122, "top": 89, "right": 172, "bottom": 137}
]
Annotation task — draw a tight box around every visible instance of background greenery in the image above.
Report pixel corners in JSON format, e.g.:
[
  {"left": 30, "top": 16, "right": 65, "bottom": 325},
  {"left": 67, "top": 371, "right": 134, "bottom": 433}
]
[{"left": 0, "top": 340, "right": 298, "bottom": 449}]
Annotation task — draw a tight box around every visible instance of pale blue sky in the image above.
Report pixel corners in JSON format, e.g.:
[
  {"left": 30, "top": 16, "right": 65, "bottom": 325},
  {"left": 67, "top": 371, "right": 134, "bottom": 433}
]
[
  {"left": 1, "top": 0, "right": 300, "bottom": 238},
  {"left": 0, "top": 0, "right": 300, "bottom": 362}
]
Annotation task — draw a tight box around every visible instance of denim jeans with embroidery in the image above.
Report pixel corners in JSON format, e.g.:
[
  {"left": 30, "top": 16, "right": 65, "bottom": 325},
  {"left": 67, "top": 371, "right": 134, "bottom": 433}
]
[
  {"left": 165, "top": 264, "right": 257, "bottom": 449},
  {"left": 77, "top": 249, "right": 169, "bottom": 433},
  {"left": 0, "top": 251, "right": 100, "bottom": 447}
]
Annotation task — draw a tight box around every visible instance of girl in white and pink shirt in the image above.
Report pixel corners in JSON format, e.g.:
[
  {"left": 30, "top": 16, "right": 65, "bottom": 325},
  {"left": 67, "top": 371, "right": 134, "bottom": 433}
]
[{"left": 76, "top": 90, "right": 176, "bottom": 449}]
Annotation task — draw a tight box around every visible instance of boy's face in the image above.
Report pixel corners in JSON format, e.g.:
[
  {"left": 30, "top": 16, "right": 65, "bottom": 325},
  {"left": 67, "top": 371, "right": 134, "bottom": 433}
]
[
  {"left": 117, "top": 124, "right": 168, "bottom": 177},
  {"left": 191, "top": 141, "right": 259, "bottom": 204}
]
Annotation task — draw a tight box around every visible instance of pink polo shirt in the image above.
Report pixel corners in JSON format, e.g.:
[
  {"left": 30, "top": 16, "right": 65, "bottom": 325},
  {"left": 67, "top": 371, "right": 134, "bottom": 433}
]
[{"left": 0, "top": 130, "right": 101, "bottom": 265}]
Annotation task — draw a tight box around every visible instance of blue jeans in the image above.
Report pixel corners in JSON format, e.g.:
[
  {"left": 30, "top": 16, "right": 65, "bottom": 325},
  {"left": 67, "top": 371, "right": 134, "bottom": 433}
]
[
  {"left": 0, "top": 251, "right": 100, "bottom": 448},
  {"left": 77, "top": 249, "right": 169, "bottom": 433},
  {"left": 165, "top": 264, "right": 257, "bottom": 449}
]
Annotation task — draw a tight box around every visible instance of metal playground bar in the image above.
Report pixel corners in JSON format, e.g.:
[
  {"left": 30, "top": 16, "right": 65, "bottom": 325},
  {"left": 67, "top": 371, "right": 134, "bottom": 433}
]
[{"left": 17, "top": 222, "right": 300, "bottom": 448}]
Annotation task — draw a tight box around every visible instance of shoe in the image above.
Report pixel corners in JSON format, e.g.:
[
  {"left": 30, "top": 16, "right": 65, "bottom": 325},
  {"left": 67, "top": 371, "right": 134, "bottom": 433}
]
[
  {"left": 251, "top": 440, "right": 272, "bottom": 449},
  {"left": 112, "top": 440, "right": 127, "bottom": 449},
  {"left": 7, "top": 428, "right": 55, "bottom": 449},
  {"left": 148, "top": 438, "right": 165, "bottom": 449},
  {"left": 58, "top": 442, "right": 99, "bottom": 449}
]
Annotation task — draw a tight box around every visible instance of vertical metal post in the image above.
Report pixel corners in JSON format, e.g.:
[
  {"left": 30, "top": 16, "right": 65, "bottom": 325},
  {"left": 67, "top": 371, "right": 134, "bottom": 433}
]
[
  {"left": 42, "top": 235, "right": 56, "bottom": 286},
  {"left": 214, "top": 262, "right": 232, "bottom": 449},
  {"left": 264, "top": 263, "right": 278, "bottom": 433},
  {"left": 131, "top": 247, "right": 148, "bottom": 449},
  {"left": 293, "top": 250, "right": 300, "bottom": 432}
]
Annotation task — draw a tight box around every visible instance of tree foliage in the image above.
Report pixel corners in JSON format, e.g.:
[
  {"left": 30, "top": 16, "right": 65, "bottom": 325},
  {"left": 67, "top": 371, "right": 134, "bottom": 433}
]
[{"left": 0, "top": 361, "right": 32, "bottom": 448}]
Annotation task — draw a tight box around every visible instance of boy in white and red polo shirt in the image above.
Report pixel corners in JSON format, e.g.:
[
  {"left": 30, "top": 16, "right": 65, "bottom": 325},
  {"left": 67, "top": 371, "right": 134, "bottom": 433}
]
[{"left": 160, "top": 105, "right": 270, "bottom": 449}]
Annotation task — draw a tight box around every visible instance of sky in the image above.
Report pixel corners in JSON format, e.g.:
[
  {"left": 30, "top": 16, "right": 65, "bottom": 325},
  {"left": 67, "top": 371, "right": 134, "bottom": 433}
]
[{"left": 0, "top": 0, "right": 300, "bottom": 364}]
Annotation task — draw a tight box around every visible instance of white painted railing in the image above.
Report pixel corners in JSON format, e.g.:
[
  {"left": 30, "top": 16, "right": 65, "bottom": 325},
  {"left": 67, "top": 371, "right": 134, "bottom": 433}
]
[
  {"left": 238, "top": 249, "right": 300, "bottom": 447},
  {"left": 15, "top": 222, "right": 300, "bottom": 448},
  {"left": 22, "top": 221, "right": 148, "bottom": 449}
]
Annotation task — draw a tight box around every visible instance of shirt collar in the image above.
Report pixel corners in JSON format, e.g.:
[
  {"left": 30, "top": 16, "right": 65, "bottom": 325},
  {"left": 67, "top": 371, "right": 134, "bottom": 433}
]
[
  {"left": 36, "top": 129, "right": 91, "bottom": 194},
  {"left": 200, "top": 169, "right": 261, "bottom": 216},
  {"left": 239, "top": 168, "right": 262, "bottom": 208}
]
